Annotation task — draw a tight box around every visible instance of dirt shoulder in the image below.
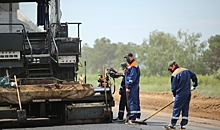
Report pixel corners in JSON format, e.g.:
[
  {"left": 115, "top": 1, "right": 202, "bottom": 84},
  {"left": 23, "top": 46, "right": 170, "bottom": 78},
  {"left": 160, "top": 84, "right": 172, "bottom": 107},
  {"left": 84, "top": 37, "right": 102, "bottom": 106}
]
[{"left": 113, "top": 90, "right": 220, "bottom": 121}]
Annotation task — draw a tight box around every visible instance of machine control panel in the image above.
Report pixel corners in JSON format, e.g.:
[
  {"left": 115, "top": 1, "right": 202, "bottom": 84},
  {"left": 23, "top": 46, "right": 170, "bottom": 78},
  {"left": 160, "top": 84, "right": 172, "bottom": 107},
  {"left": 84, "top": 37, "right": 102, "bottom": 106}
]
[
  {"left": 58, "top": 55, "right": 76, "bottom": 63},
  {"left": 0, "top": 51, "right": 20, "bottom": 60}
]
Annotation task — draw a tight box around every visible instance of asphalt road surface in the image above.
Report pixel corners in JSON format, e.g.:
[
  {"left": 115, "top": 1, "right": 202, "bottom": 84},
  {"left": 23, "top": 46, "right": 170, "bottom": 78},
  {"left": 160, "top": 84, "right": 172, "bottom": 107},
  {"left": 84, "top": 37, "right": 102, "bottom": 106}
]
[{"left": 2, "top": 106, "right": 220, "bottom": 130}]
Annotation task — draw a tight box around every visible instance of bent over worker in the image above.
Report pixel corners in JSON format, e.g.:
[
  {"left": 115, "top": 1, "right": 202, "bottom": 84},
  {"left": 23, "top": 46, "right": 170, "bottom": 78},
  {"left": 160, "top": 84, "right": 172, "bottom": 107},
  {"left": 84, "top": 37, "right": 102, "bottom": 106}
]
[
  {"left": 124, "top": 53, "right": 141, "bottom": 124},
  {"left": 164, "top": 60, "right": 198, "bottom": 130}
]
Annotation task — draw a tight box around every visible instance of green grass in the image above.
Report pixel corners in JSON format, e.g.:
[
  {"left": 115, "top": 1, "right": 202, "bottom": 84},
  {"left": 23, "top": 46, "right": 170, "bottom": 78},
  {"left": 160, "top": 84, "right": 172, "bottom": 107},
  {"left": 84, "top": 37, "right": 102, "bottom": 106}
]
[
  {"left": 139, "top": 76, "right": 171, "bottom": 92},
  {"left": 140, "top": 84, "right": 171, "bottom": 92},
  {"left": 193, "top": 75, "right": 220, "bottom": 97},
  {"left": 195, "top": 84, "right": 220, "bottom": 97},
  {"left": 83, "top": 74, "right": 220, "bottom": 98}
]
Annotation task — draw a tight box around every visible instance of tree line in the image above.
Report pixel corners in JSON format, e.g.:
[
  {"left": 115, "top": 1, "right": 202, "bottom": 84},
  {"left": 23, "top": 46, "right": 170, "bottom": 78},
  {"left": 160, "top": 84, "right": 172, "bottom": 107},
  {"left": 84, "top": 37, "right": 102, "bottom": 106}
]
[{"left": 78, "top": 30, "right": 220, "bottom": 77}]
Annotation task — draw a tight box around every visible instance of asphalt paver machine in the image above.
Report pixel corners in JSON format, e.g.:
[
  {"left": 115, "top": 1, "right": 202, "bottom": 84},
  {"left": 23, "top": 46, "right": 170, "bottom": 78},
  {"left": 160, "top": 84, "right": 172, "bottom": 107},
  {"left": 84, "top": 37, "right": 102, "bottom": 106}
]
[{"left": 0, "top": 0, "right": 115, "bottom": 128}]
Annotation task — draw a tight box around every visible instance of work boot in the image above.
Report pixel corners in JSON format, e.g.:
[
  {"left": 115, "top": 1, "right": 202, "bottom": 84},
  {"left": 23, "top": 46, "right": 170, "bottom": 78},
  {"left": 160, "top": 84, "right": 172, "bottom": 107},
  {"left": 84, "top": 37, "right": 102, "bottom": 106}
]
[
  {"left": 163, "top": 125, "right": 176, "bottom": 130},
  {"left": 112, "top": 117, "right": 124, "bottom": 122},
  {"left": 179, "top": 126, "right": 186, "bottom": 130},
  {"left": 135, "top": 118, "right": 141, "bottom": 121},
  {"left": 124, "top": 120, "right": 138, "bottom": 125}
]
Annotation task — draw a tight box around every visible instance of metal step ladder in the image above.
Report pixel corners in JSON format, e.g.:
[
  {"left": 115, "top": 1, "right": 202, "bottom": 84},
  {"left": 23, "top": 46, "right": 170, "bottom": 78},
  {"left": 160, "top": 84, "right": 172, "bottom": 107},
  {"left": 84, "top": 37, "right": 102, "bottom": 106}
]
[
  {"left": 23, "top": 32, "right": 53, "bottom": 78},
  {"left": 23, "top": 32, "right": 48, "bottom": 55},
  {"left": 26, "top": 55, "right": 53, "bottom": 78}
]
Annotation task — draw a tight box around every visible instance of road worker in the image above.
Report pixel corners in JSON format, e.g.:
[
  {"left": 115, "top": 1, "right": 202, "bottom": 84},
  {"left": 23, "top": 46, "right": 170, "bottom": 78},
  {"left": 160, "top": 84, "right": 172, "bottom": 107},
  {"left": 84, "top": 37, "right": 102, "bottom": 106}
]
[
  {"left": 124, "top": 53, "right": 141, "bottom": 124},
  {"left": 113, "top": 62, "right": 128, "bottom": 121},
  {"left": 164, "top": 60, "right": 198, "bottom": 130}
]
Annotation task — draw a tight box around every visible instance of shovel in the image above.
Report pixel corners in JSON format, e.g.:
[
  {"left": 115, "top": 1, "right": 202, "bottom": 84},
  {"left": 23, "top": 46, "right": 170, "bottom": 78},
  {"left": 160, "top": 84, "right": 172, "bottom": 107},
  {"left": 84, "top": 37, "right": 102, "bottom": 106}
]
[
  {"left": 132, "top": 100, "right": 174, "bottom": 125},
  {"left": 14, "top": 75, "right": 26, "bottom": 122}
]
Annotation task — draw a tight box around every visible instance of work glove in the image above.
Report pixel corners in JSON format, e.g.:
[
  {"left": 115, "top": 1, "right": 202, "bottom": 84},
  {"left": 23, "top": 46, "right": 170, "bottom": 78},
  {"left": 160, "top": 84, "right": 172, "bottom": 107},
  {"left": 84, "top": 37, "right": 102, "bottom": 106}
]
[
  {"left": 126, "top": 88, "right": 130, "bottom": 93},
  {"left": 191, "top": 86, "right": 196, "bottom": 91},
  {"left": 119, "top": 72, "right": 125, "bottom": 77},
  {"left": 173, "top": 97, "right": 175, "bottom": 101}
]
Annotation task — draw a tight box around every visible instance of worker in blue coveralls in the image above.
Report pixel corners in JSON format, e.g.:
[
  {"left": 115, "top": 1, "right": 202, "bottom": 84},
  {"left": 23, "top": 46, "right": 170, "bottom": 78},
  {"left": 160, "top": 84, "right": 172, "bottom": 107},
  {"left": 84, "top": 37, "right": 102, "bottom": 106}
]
[
  {"left": 123, "top": 53, "right": 141, "bottom": 124},
  {"left": 113, "top": 62, "right": 128, "bottom": 121},
  {"left": 164, "top": 60, "right": 198, "bottom": 130}
]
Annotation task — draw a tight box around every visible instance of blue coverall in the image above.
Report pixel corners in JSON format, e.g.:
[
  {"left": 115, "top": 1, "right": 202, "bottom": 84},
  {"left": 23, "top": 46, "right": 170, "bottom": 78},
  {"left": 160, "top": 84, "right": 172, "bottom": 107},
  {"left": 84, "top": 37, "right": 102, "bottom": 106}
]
[
  {"left": 125, "top": 60, "right": 141, "bottom": 120},
  {"left": 170, "top": 67, "right": 198, "bottom": 126},
  {"left": 117, "top": 76, "right": 127, "bottom": 119}
]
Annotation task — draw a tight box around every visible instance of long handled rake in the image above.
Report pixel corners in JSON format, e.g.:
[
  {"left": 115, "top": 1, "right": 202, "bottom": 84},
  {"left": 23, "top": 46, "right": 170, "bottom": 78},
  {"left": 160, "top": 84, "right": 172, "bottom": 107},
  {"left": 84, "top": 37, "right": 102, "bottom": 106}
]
[
  {"left": 132, "top": 100, "right": 174, "bottom": 125},
  {"left": 14, "top": 75, "right": 26, "bottom": 121}
]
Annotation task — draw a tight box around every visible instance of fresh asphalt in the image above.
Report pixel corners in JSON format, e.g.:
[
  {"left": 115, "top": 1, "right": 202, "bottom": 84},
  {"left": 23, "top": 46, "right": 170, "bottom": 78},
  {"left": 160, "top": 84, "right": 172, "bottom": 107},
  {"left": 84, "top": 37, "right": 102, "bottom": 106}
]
[{"left": 2, "top": 106, "right": 220, "bottom": 130}]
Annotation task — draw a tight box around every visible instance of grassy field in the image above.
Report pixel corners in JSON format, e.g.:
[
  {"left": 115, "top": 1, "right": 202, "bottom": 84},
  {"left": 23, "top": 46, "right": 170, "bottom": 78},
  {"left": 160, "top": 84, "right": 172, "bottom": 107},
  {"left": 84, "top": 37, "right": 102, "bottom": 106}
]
[{"left": 84, "top": 74, "right": 220, "bottom": 98}]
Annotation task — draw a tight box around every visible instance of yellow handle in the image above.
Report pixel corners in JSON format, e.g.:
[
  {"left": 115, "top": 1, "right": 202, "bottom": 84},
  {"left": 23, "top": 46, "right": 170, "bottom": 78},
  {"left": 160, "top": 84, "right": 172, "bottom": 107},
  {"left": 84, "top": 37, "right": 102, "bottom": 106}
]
[{"left": 14, "top": 75, "right": 22, "bottom": 110}]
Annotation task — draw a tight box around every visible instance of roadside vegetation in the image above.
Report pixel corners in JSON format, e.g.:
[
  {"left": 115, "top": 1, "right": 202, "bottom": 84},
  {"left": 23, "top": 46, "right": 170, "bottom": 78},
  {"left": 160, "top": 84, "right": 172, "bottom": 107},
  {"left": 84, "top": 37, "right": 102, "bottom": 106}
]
[
  {"left": 84, "top": 73, "right": 220, "bottom": 98},
  {"left": 78, "top": 30, "right": 220, "bottom": 98}
]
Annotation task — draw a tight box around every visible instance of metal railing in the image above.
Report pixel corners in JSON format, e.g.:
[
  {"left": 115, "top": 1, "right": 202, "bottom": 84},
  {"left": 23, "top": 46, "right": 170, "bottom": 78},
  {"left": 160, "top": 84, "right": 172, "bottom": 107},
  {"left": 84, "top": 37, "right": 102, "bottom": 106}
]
[
  {"left": 0, "top": 23, "right": 33, "bottom": 59},
  {"left": 49, "top": 22, "right": 82, "bottom": 63},
  {"left": 49, "top": 24, "right": 59, "bottom": 63}
]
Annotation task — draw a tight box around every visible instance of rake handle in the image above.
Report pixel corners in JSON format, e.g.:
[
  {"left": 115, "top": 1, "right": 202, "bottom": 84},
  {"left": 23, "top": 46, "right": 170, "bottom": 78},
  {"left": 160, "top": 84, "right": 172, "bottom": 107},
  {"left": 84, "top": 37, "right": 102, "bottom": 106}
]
[
  {"left": 14, "top": 75, "right": 22, "bottom": 110},
  {"left": 143, "top": 101, "right": 174, "bottom": 122}
]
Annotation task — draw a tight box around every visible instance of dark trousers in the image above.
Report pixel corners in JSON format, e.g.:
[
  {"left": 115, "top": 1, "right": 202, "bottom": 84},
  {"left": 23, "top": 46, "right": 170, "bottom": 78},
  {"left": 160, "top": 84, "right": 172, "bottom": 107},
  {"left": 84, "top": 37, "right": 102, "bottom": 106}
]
[
  {"left": 171, "top": 93, "right": 191, "bottom": 126},
  {"left": 118, "top": 87, "right": 127, "bottom": 119}
]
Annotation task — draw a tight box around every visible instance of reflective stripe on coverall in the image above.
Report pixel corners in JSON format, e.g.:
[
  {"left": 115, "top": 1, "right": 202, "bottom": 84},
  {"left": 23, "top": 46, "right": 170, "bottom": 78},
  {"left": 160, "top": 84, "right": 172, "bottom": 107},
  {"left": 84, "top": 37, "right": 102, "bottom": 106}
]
[
  {"left": 125, "top": 60, "right": 141, "bottom": 120},
  {"left": 171, "top": 68, "right": 197, "bottom": 126}
]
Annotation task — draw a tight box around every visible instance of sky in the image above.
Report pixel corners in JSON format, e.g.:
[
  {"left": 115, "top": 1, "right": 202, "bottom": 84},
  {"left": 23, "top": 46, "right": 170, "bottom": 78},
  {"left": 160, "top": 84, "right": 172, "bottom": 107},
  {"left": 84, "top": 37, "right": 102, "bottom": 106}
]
[{"left": 19, "top": 0, "right": 220, "bottom": 47}]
